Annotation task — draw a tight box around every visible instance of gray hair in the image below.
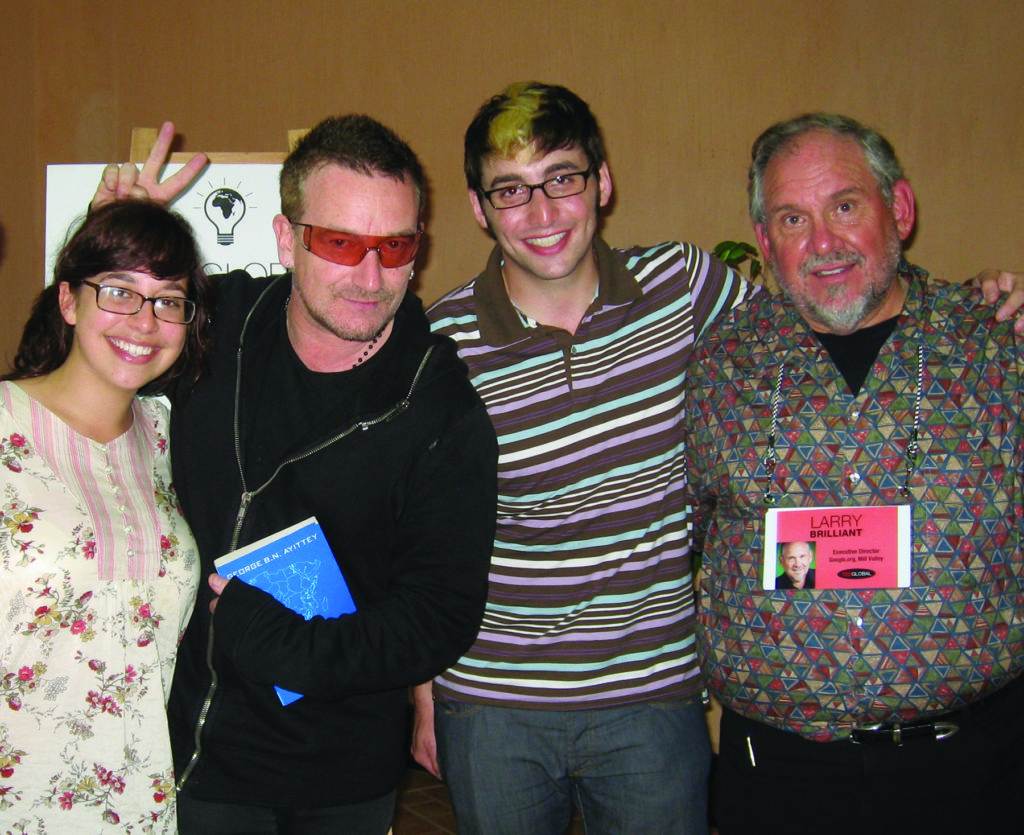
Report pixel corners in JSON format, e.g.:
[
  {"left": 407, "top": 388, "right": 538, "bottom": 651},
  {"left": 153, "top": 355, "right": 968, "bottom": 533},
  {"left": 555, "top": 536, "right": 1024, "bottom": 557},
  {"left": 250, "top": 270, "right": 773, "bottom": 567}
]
[{"left": 748, "top": 113, "right": 905, "bottom": 224}]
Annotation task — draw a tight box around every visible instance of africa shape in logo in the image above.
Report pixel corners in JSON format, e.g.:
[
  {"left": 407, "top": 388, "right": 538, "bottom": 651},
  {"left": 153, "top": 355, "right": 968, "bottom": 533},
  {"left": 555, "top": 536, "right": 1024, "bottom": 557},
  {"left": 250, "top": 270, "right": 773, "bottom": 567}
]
[{"left": 203, "top": 187, "right": 247, "bottom": 245}]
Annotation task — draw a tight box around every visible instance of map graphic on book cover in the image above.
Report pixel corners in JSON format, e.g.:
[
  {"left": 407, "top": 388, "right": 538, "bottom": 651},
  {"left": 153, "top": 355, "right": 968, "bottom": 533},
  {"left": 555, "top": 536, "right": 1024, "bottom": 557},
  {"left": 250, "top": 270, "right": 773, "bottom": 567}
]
[{"left": 214, "top": 516, "right": 356, "bottom": 706}]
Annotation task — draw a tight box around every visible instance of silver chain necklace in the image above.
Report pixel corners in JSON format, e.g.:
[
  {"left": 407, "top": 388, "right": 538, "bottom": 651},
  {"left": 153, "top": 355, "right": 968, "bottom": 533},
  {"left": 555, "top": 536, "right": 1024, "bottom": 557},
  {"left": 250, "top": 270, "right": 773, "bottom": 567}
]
[{"left": 761, "top": 342, "right": 924, "bottom": 505}]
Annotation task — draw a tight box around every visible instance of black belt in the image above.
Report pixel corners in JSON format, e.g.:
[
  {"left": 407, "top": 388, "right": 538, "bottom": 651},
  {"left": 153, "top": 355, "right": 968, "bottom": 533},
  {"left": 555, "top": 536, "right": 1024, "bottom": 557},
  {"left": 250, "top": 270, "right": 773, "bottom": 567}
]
[
  {"left": 849, "top": 673, "right": 1022, "bottom": 747},
  {"left": 849, "top": 718, "right": 958, "bottom": 746}
]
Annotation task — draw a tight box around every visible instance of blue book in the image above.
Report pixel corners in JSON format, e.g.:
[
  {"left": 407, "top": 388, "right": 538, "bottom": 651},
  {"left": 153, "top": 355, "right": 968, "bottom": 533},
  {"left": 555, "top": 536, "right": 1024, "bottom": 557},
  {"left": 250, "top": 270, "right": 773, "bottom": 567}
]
[{"left": 213, "top": 516, "right": 356, "bottom": 706}]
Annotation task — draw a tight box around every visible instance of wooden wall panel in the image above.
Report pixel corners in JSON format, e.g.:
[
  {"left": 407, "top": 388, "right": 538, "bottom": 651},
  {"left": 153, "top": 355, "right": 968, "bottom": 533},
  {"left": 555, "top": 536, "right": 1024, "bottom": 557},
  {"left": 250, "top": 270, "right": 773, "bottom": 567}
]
[
  {"left": 2, "top": 0, "right": 1021, "bottom": 367},
  {"left": 1, "top": 5, "right": 42, "bottom": 364}
]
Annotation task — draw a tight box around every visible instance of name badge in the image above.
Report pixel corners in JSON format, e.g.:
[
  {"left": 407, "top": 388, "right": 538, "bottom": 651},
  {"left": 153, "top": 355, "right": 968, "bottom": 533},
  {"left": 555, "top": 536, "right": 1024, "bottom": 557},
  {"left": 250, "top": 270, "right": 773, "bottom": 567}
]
[{"left": 763, "top": 505, "right": 911, "bottom": 590}]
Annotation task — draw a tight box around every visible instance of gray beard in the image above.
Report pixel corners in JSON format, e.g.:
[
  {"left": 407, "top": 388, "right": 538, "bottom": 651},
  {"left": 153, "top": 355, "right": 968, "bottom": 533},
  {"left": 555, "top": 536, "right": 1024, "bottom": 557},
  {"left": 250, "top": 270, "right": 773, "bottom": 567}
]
[
  {"left": 799, "top": 274, "right": 890, "bottom": 334},
  {"left": 772, "top": 234, "right": 902, "bottom": 334}
]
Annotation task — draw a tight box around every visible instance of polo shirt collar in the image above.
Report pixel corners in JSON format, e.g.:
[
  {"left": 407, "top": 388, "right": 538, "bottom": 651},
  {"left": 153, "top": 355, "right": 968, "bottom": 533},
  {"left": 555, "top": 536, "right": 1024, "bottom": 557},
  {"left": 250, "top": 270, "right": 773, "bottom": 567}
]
[{"left": 473, "top": 237, "right": 643, "bottom": 344}]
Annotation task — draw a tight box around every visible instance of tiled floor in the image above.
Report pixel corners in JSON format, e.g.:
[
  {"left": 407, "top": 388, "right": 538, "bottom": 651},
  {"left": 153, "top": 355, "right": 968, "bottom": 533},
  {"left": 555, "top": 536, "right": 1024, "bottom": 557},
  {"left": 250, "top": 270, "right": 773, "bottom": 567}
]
[
  {"left": 392, "top": 768, "right": 457, "bottom": 834},
  {"left": 392, "top": 768, "right": 585, "bottom": 835}
]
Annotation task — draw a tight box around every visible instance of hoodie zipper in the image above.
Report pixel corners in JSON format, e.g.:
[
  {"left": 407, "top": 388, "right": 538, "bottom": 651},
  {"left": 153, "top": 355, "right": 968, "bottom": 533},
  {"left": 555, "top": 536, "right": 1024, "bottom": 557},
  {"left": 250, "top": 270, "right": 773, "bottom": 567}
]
[{"left": 176, "top": 279, "right": 434, "bottom": 790}]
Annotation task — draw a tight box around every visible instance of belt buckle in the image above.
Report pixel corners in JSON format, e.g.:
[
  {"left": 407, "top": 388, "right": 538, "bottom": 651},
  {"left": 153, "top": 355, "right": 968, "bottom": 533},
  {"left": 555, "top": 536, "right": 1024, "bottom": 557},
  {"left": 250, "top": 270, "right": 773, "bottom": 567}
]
[{"left": 850, "top": 719, "right": 959, "bottom": 746}]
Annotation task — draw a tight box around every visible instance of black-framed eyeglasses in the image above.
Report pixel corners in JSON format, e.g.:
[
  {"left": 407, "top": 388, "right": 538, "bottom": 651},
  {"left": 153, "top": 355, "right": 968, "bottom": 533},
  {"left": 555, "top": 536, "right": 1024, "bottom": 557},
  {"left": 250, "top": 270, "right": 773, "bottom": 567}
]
[
  {"left": 482, "top": 166, "right": 596, "bottom": 210},
  {"left": 82, "top": 280, "right": 195, "bottom": 324}
]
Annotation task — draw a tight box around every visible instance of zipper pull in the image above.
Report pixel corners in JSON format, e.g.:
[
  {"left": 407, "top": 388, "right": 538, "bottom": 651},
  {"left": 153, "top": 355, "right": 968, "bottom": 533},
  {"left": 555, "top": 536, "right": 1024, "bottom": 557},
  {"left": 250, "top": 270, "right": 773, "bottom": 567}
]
[{"left": 229, "top": 492, "right": 253, "bottom": 551}]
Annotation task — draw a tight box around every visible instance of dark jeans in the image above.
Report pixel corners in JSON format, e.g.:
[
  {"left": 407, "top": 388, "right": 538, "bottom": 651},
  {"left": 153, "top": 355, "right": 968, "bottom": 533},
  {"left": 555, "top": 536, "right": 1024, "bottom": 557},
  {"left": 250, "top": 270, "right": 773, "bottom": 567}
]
[
  {"left": 714, "top": 674, "right": 1024, "bottom": 835},
  {"left": 436, "top": 698, "right": 711, "bottom": 835},
  {"left": 176, "top": 789, "right": 396, "bottom": 835}
]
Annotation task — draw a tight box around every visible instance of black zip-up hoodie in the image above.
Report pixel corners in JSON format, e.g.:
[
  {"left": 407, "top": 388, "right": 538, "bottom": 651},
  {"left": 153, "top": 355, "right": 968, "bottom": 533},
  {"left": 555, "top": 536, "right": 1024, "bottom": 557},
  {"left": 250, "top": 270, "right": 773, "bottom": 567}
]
[{"left": 167, "top": 272, "right": 497, "bottom": 807}]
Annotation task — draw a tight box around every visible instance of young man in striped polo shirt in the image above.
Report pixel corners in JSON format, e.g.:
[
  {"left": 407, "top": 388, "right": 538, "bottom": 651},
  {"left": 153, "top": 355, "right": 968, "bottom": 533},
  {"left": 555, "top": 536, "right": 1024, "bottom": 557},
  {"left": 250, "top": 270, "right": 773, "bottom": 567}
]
[{"left": 413, "top": 81, "right": 749, "bottom": 835}]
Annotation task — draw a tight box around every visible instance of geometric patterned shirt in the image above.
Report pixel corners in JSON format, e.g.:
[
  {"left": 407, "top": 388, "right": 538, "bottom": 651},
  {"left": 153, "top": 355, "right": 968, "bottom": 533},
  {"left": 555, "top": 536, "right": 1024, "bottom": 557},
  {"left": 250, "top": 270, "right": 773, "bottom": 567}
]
[
  {"left": 428, "top": 238, "right": 746, "bottom": 709},
  {"left": 685, "top": 273, "right": 1024, "bottom": 741}
]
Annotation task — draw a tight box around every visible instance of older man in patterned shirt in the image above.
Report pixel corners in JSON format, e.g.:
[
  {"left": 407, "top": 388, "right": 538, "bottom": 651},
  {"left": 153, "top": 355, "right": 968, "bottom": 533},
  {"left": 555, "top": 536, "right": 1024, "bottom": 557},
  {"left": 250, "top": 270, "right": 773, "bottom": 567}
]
[{"left": 685, "top": 113, "right": 1024, "bottom": 834}]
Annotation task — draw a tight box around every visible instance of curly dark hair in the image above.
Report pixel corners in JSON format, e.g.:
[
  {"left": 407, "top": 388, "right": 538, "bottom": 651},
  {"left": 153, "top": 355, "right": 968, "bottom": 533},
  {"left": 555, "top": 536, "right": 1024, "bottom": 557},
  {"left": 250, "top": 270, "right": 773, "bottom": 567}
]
[{"left": 3, "top": 200, "right": 213, "bottom": 395}]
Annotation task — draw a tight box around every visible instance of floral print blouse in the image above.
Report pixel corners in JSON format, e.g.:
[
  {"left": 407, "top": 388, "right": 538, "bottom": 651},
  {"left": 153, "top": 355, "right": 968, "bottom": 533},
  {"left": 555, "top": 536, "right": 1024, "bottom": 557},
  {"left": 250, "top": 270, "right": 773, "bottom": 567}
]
[{"left": 0, "top": 381, "right": 199, "bottom": 832}]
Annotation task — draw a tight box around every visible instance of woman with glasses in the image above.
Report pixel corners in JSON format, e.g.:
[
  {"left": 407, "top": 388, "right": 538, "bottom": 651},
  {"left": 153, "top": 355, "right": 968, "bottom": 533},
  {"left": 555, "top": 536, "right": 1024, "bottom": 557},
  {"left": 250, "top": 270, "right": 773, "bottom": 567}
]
[{"left": 0, "top": 200, "right": 210, "bottom": 831}]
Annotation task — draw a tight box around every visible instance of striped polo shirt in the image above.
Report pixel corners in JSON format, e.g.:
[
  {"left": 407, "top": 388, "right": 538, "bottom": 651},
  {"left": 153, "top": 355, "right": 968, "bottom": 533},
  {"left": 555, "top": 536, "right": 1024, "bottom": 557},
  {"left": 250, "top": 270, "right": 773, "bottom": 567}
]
[{"left": 427, "top": 238, "right": 748, "bottom": 709}]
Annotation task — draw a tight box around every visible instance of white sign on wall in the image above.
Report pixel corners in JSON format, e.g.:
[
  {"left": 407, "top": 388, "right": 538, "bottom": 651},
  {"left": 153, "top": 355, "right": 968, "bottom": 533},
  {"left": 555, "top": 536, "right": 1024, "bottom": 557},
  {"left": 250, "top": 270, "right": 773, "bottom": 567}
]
[{"left": 44, "top": 164, "right": 287, "bottom": 285}]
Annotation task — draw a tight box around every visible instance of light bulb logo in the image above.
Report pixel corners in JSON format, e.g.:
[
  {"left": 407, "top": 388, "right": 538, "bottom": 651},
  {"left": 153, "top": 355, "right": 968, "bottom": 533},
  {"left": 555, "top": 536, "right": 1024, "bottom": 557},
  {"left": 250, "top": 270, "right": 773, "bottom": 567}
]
[{"left": 204, "top": 187, "right": 247, "bottom": 245}]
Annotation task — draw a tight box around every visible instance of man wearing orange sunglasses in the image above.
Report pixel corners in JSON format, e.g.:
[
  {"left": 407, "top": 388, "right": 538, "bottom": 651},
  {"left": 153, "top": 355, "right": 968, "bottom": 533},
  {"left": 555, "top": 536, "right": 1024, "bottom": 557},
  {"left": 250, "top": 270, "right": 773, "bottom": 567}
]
[{"left": 92, "top": 115, "right": 497, "bottom": 834}]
